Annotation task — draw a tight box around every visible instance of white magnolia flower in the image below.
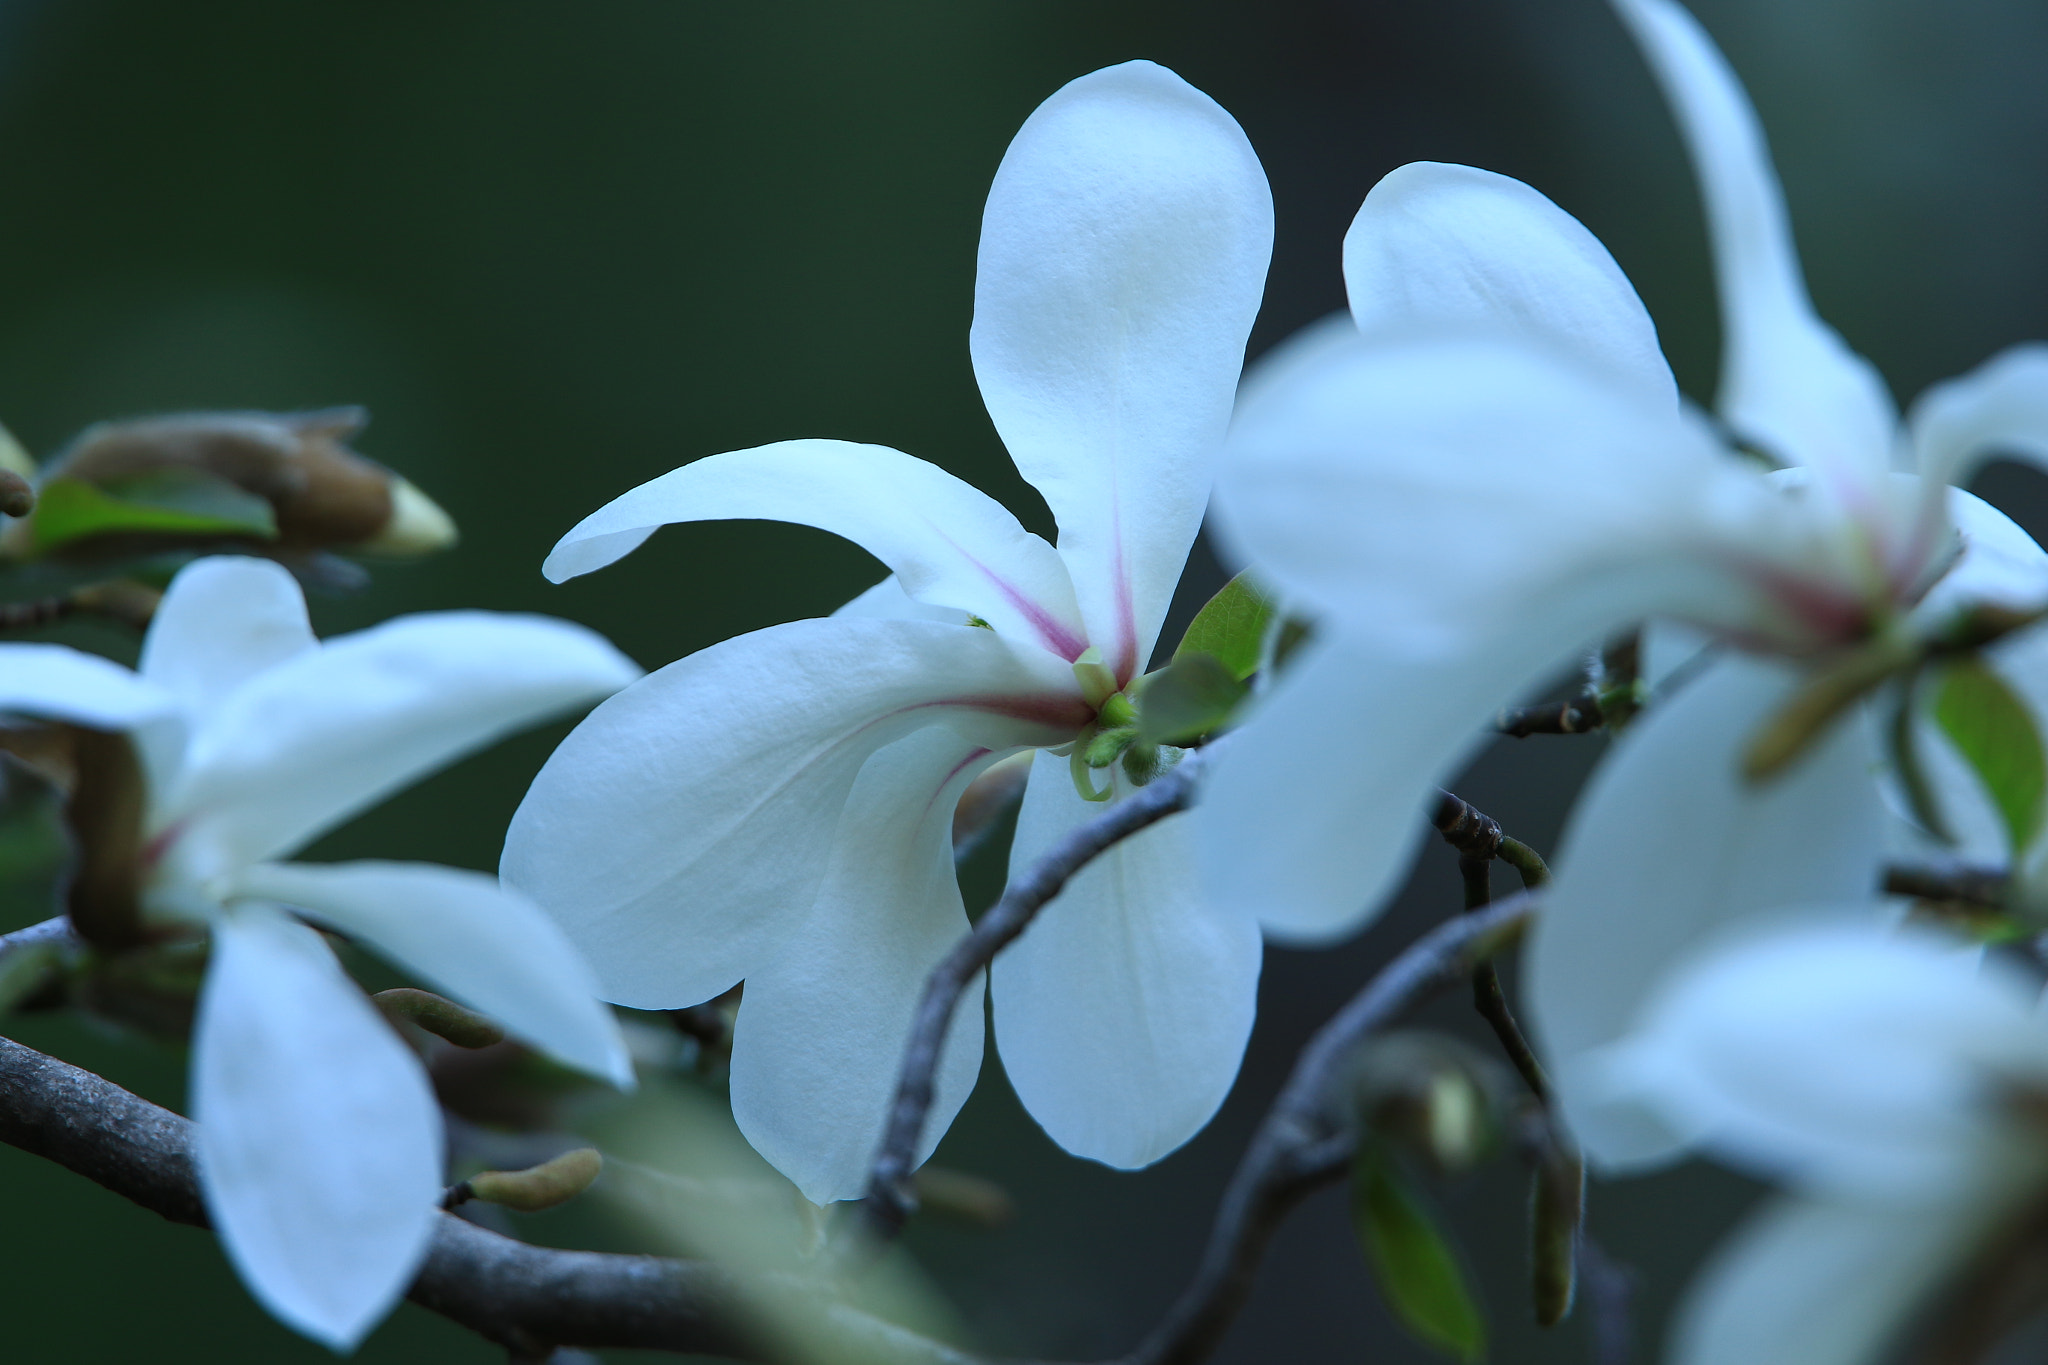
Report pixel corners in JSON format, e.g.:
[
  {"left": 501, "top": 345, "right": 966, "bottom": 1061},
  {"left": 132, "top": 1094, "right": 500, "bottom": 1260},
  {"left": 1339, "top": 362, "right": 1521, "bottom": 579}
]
[
  {"left": 0, "top": 555, "right": 640, "bottom": 1351},
  {"left": 501, "top": 60, "right": 1273, "bottom": 1202},
  {"left": 1196, "top": 0, "right": 2048, "bottom": 1169},
  {"left": 1595, "top": 919, "right": 2048, "bottom": 1365}
]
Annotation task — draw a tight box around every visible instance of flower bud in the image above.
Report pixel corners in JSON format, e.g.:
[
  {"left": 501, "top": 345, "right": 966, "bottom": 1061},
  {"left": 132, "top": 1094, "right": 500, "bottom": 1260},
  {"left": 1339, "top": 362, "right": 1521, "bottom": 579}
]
[
  {"left": 1, "top": 408, "right": 456, "bottom": 565},
  {"left": 0, "top": 422, "right": 34, "bottom": 519},
  {"left": 1348, "top": 1031, "right": 1505, "bottom": 1175},
  {"left": 0, "top": 722, "right": 146, "bottom": 950},
  {"left": 373, "top": 987, "right": 507, "bottom": 1049},
  {"left": 459, "top": 1146, "right": 604, "bottom": 1212}
]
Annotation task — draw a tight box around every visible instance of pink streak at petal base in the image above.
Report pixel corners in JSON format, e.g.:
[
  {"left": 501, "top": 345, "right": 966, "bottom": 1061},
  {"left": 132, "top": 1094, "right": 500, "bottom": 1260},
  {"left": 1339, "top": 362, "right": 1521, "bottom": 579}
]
[{"left": 932, "top": 527, "right": 1089, "bottom": 662}]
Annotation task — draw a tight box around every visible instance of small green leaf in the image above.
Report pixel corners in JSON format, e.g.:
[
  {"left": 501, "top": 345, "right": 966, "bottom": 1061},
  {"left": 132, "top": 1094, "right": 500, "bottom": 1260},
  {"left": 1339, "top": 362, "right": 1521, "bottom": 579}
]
[
  {"left": 1174, "top": 570, "right": 1275, "bottom": 681},
  {"left": 1136, "top": 652, "right": 1247, "bottom": 745},
  {"left": 1934, "top": 658, "right": 2048, "bottom": 856},
  {"left": 1352, "top": 1141, "right": 1486, "bottom": 1362},
  {"left": 29, "top": 470, "right": 276, "bottom": 556}
]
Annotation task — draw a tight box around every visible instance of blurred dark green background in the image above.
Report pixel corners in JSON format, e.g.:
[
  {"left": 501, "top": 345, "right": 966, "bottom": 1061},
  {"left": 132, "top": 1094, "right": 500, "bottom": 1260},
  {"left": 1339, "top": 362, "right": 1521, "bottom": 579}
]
[{"left": 3, "top": 0, "right": 2047, "bottom": 1360}]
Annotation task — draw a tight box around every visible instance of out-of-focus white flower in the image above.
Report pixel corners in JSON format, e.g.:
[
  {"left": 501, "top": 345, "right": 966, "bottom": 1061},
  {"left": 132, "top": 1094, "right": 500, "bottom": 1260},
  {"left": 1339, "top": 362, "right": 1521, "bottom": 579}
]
[
  {"left": 1594, "top": 919, "right": 2048, "bottom": 1365},
  {"left": 0, "top": 555, "right": 640, "bottom": 1351},
  {"left": 501, "top": 61, "right": 1274, "bottom": 1204},
  {"left": 1196, "top": 0, "right": 2048, "bottom": 1168}
]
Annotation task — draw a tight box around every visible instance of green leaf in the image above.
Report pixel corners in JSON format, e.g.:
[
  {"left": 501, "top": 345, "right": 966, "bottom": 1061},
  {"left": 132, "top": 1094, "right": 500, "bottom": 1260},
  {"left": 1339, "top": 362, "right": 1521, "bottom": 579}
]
[
  {"left": 1173, "top": 570, "right": 1275, "bottom": 681},
  {"left": 1934, "top": 657, "right": 2048, "bottom": 856},
  {"left": 29, "top": 470, "right": 276, "bottom": 556},
  {"left": 1352, "top": 1141, "right": 1486, "bottom": 1362},
  {"left": 1136, "top": 652, "right": 1247, "bottom": 745}
]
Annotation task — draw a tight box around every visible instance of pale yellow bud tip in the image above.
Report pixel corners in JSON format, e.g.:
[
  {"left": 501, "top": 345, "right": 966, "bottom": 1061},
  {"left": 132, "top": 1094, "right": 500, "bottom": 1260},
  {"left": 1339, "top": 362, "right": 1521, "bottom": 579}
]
[{"left": 364, "top": 477, "right": 458, "bottom": 555}]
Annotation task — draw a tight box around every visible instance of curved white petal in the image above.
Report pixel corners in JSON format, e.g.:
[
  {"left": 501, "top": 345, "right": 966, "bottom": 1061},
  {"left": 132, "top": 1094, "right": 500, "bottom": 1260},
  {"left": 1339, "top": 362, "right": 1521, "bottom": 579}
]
[
  {"left": 1610, "top": 0, "right": 1897, "bottom": 506},
  {"left": 832, "top": 573, "right": 973, "bottom": 626},
  {"left": 230, "top": 859, "right": 632, "bottom": 1087},
  {"left": 139, "top": 557, "right": 315, "bottom": 723},
  {"left": 1525, "top": 653, "right": 1885, "bottom": 1172},
  {"left": 992, "top": 750, "right": 1261, "bottom": 1168},
  {"left": 1200, "top": 625, "right": 1576, "bottom": 944},
  {"left": 543, "top": 441, "right": 1087, "bottom": 658},
  {"left": 971, "top": 60, "right": 1273, "bottom": 680},
  {"left": 728, "top": 728, "right": 996, "bottom": 1203},
  {"left": 1672, "top": 1192, "right": 2006, "bottom": 1365},
  {"left": 1599, "top": 919, "right": 2048, "bottom": 1200},
  {"left": 193, "top": 903, "right": 441, "bottom": 1351},
  {"left": 502, "top": 617, "right": 1087, "bottom": 1011},
  {"left": 0, "top": 643, "right": 173, "bottom": 729},
  {"left": 1344, "top": 162, "right": 1674, "bottom": 404},
  {"left": 159, "top": 612, "right": 641, "bottom": 877},
  {"left": 1212, "top": 329, "right": 1787, "bottom": 658},
  {"left": 1911, "top": 343, "right": 2048, "bottom": 488}
]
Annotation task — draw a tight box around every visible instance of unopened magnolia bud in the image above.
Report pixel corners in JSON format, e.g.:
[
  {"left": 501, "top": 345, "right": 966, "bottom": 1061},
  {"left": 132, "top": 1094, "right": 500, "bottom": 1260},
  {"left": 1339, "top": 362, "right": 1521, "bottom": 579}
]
[
  {"left": 1529, "top": 1147, "right": 1583, "bottom": 1325},
  {"left": 1350, "top": 1032, "right": 1504, "bottom": 1175},
  {"left": 374, "top": 987, "right": 507, "bottom": 1049},
  {"left": 0, "top": 469, "right": 31, "bottom": 519},
  {"left": 0, "top": 724, "right": 147, "bottom": 950},
  {"left": 5, "top": 408, "right": 456, "bottom": 564},
  {"left": 911, "top": 1166, "right": 1016, "bottom": 1228},
  {"left": 462, "top": 1147, "right": 603, "bottom": 1212}
]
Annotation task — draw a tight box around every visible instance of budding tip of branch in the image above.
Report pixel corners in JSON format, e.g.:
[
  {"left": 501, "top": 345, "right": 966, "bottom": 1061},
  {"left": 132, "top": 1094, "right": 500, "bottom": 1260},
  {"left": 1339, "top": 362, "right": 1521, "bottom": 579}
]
[
  {"left": 0, "top": 469, "right": 33, "bottom": 520},
  {"left": 466, "top": 1147, "right": 604, "bottom": 1212},
  {"left": 374, "top": 987, "right": 507, "bottom": 1049}
]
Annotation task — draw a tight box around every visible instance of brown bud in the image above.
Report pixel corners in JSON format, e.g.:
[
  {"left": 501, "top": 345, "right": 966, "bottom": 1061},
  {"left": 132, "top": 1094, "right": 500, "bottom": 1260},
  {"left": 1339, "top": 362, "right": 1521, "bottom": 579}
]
[
  {"left": 0, "top": 723, "right": 147, "bottom": 950},
  {"left": 6, "top": 408, "right": 455, "bottom": 564}
]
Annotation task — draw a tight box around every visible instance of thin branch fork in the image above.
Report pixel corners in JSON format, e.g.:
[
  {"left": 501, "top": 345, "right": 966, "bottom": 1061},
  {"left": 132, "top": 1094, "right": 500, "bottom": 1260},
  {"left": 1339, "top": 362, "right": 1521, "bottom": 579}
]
[
  {"left": 1116, "top": 893, "right": 1538, "bottom": 1365},
  {"left": 862, "top": 747, "right": 1215, "bottom": 1235}
]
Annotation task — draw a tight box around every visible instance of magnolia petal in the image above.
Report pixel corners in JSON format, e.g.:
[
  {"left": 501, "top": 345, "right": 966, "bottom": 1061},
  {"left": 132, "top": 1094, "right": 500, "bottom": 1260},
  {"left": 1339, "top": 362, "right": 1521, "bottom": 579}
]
[
  {"left": 502, "top": 617, "right": 1086, "bottom": 1011},
  {"left": 0, "top": 643, "right": 175, "bottom": 729},
  {"left": 160, "top": 612, "right": 641, "bottom": 877},
  {"left": 1525, "top": 653, "right": 1885, "bottom": 1173},
  {"left": 992, "top": 750, "right": 1261, "bottom": 1168},
  {"left": 1344, "top": 161, "right": 1674, "bottom": 404},
  {"left": 1212, "top": 329, "right": 1780, "bottom": 658},
  {"left": 971, "top": 60, "right": 1273, "bottom": 680},
  {"left": 1911, "top": 343, "right": 2048, "bottom": 489},
  {"left": 231, "top": 859, "right": 632, "bottom": 1088},
  {"left": 1610, "top": 0, "right": 1897, "bottom": 505},
  {"left": 1200, "top": 627, "right": 1576, "bottom": 944},
  {"left": 139, "top": 557, "right": 316, "bottom": 723},
  {"left": 1600, "top": 919, "right": 2048, "bottom": 1200},
  {"left": 543, "top": 441, "right": 1086, "bottom": 658},
  {"left": 728, "top": 728, "right": 996, "bottom": 1203},
  {"left": 193, "top": 903, "right": 441, "bottom": 1351},
  {"left": 832, "top": 573, "right": 973, "bottom": 626},
  {"left": 1672, "top": 1191, "right": 2005, "bottom": 1365}
]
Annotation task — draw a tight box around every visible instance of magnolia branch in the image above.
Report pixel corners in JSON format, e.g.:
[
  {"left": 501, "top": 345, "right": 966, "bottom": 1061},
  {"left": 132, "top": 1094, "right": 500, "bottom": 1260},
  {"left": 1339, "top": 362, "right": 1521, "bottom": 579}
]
[
  {"left": 0, "top": 1031, "right": 980, "bottom": 1363},
  {"left": 1116, "top": 893, "right": 1537, "bottom": 1365},
  {"left": 862, "top": 747, "right": 1216, "bottom": 1233},
  {"left": 0, "top": 890, "right": 1534, "bottom": 1363}
]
